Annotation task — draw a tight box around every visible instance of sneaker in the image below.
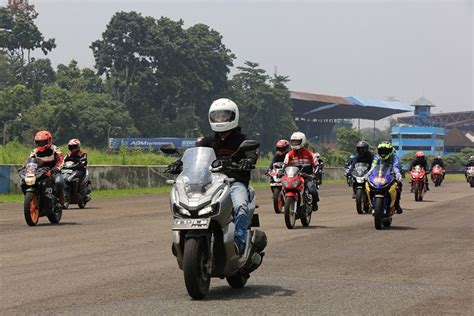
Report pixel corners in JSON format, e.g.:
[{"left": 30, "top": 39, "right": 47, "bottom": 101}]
[
  {"left": 312, "top": 203, "right": 318, "bottom": 212},
  {"left": 396, "top": 205, "right": 403, "bottom": 214}
]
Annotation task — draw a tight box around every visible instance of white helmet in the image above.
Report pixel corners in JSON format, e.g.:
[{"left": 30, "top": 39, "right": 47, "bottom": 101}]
[
  {"left": 314, "top": 152, "right": 320, "bottom": 159},
  {"left": 208, "top": 98, "right": 239, "bottom": 132},
  {"left": 290, "top": 131, "right": 306, "bottom": 150}
]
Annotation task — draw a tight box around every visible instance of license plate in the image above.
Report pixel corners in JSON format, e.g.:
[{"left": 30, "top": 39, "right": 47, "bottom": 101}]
[
  {"left": 62, "top": 170, "right": 73, "bottom": 174},
  {"left": 270, "top": 183, "right": 282, "bottom": 187},
  {"left": 173, "top": 218, "right": 210, "bottom": 230}
]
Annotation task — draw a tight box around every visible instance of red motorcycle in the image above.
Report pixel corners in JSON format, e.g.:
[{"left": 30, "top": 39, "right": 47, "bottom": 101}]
[
  {"left": 281, "top": 165, "right": 314, "bottom": 229},
  {"left": 431, "top": 164, "right": 444, "bottom": 187},
  {"left": 410, "top": 165, "right": 427, "bottom": 201},
  {"left": 266, "top": 162, "right": 285, "bottom": 214}
]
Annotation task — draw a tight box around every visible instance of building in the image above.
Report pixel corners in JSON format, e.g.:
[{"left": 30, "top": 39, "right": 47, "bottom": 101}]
[{"left": 392, "top": 97, "right": 445, "bottom": 158}]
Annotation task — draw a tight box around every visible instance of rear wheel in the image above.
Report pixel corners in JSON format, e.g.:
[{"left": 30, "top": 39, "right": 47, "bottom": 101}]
[
  {"left": 284, "top": 197, "right": 296, "bottom": 229},
  {"left": 183, "top": 238, "right": 210, "bottom": 299},
  {"left": 272, "top": 188, "right": 283, "bottom": 214},
  {"left": 355, "top": 188, "right": 364, "bottom": 214},
  {"left": 23, "top": 192, "right": 39, "bottom": 226},
  {"left": 226, "top": 273, "right": 248, "bottom": 288},
  {"left": 374, "top": 197, "right": 384, "bottom": 230}
]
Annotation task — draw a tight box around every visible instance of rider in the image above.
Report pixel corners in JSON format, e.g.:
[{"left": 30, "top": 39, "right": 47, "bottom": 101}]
[
  {"left": 313, "top": 152, "right": 324, "bottom": 185},
  {"left": 410, "top": 151, "right": 430, "bottom": 191},
  {"left": 167, "top": 98, "right": 258, "bottom": 257},
  {"left": 465, "top": 156, "right": 474, "bottom": 181},
  {"left": 64, "top": 139, "right": 90, "bottom": 197},
  {"left": 370, "top": 142, "right": 403, "bottom": 214},
  {"left": 268, "top": 139, "right": 290, "bottom": 170},
  {"left": 278, "top": 131, "right": 319, "bottom": 212},
  {"left": 346, "top": 141, "right": 373, "bottom": 197},
  {"left": 28, "top": 131, "right": 66, "bottom": 206},
  {"left": 430, "top": 155, "right": 445, "bottom": 179}
]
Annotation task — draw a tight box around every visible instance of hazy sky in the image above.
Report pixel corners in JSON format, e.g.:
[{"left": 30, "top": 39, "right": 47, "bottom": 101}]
[{"left": 5, "top": 0, "right": 473, "bottom": 122}]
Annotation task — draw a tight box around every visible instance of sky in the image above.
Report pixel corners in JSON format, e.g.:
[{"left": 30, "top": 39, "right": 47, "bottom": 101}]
[{"left": 4, "top": 0, "right": 473, "bottom": 126}]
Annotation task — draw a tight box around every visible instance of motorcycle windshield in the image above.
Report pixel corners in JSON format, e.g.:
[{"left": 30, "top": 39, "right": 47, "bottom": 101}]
[
  {"left": 179, "top": 147, "right": 216, "bottom": 193},
  {"left": 352, "top": 163, "right": 369, "bottom": 176},
  {"left": 368, "top": 164, "right": 392, "bottom": 188},
  {"left": 284, "top": 166, "right": 299, "bottom": 178}
]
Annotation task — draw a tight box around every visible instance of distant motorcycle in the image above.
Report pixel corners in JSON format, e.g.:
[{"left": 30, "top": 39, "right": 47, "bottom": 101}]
[
  {"left": 366, "top": 164, "right": 398, "bottom": 230},
  {"left": 61, "top": 161, "right": 91, "bottom": 209},
  {"left": 266, "top": 162, "right": 285, "bottom": 214},
  {"left": 410, "top": 165, "right": 427, "bottom": 201},
  {"left": 281, "top": 165, "right": 316, "bottom": 229},
  {"left": 18, "top": 158, "right": 63, "bottom": 226},
  {"left": 466, "top": 166, "right": 474, "bottom": 188},
  {"left": 430, "top": 164, "right": 444, "bottom": 187},
  {"left": 350, "top": 163, "right": 370, "bottom": 214},
  {"left": 161, "top": 141, "right": 267, "bottom": 300}
]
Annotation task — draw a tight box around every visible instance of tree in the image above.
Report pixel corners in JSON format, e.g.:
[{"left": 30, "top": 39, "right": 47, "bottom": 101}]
[
  {"left": 336, "top": 128, "right": 363, "bottom": 153},
  {"left": 0, "top": 84, "right": 34, "bottom": 124},
  {"left": 22, "top": 58, "right": 55, "bottom": 102},
  {"left": 229, "top": 61, "right": 297, "bottom": 152},
  {"left": 56, "top": 60, "right": 103, "bottom": 93},
  {"left": 0, "top": 3, "right": 56, "bottom": 62}
]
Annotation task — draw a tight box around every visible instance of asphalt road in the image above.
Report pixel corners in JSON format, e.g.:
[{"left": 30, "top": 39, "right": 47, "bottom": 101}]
[{"left": 1, "top": 180, "right": 473, "bottom": 315}]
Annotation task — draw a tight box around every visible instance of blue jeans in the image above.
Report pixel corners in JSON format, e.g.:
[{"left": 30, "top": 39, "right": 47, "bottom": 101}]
[{"left": 230, "top": 182, "right": 250, "bottom": 252}]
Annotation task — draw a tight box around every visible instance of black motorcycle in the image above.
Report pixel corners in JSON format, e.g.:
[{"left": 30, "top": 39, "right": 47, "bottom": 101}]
[
  {"left": 351, "top": 163, "right": 370, "bottom": 214},
  {"left": 61, "top": 160, "right": 91, "bottom": 209},
  {"left": 18, "top": 158, "right": 63, "bottom": 226}
]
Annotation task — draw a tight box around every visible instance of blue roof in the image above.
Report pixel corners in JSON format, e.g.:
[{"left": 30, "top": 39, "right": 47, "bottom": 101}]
[{"left": 346, "top": 96, "right": 412, "bottom": 111}]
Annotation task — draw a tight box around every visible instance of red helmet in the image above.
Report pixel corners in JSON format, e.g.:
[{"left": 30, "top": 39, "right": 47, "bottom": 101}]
[
  {"left": 275, "top": 139, "right": 290, "bottom": 156},
  {"left": 34, "top": 131, "right": 52, "bottom": 152},
  {"left": 415, "top": 151, "right": 425, "bottom": 158},
  {"left": 68, "top": 138, "right": 81, "bottom": 154}
]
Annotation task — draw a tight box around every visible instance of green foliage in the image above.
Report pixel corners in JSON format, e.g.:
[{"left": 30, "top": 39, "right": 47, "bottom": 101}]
[
  {"left": 336, "top": 128, "right": 364, "bottom": 153},
  {"left": 360, "top": 127, "right": 391, "bottom": 148},
  {"left": 401, "top": 148, "right": 474, "bottom": 171},
  {"left": 56, "top": 60, "right": 103, "bottom": 93},
  {"left": 0, "top": 84, "right": 34, "bottom": 124},
  {"left": 319, "top": 146, "right": 351, "bottom": 167},
  {"left": 0, "top": 3, "right": 55, "bottom": 62},
  {"left": 229, "top": 61, "right": 297, "bottom": 152}
]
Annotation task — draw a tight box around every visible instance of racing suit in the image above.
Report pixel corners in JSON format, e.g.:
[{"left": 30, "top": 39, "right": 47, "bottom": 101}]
[{"left": 370, "top": 153, "right": 403, "bottom": 213}]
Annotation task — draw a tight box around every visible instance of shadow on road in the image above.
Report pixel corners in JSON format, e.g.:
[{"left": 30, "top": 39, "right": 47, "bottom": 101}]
[
  {"left": 206, "top": 284, "right": 296, "bottom": 300},
  {"left": 293, "top": 225, "right": 331, "bottom": 230},
  {"left": 36, "top": 222, "right": 82, "bottom": 226},
  {"left": 389, "top": 226, "right": 417, "bottom": 230}
]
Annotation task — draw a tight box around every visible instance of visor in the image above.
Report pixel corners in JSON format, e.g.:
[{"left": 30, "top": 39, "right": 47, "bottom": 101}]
[
  {"left": 276, "top": 146, "right": 286, "bottom": 152},
  {"left": 290, "top": 139, "right": 302, "bottom": 146},
  {"left": 35, "top": 139, "right": 48, "bottom": 147},
  {"left": 357, "top": 147, "right": 367, "bottom": 155},
  {"left": 68, "top": 144, "right": 79, "bottom": 151},
  {"left": 209, "top": 110, "right": 235, "bottom": 123},
  {"left": 378, "top": 147, "right": 392, "bottom": 158}
]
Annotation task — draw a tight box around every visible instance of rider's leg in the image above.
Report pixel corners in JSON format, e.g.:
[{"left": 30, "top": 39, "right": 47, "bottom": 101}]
[
  {"left": 395, "top": 181, "right": 403, "bottom": 214},
  {"left": 230, "top": 181, "right": 250, "bottom": 256},
  {"left": 54, "top": 173, "right": 66, "bottom": 206},
  {"left": 307, "top": 180, "right": 319, "bottom": 211}
]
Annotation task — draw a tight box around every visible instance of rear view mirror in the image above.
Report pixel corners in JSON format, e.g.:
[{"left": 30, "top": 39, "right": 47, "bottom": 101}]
[
  {"left": 160, "top": 144, "right": 178, "bottom": 155},
  {"left": 237, "top": 140, "right": 260, "bottom": 153}
]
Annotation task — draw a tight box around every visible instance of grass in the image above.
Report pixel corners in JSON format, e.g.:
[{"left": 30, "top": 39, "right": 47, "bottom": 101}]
[{"left": 0, "top": 141, "right": 272, "bottom": 167}]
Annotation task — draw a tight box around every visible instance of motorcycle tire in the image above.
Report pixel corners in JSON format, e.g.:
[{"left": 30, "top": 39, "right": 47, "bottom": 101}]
[
  {"left": 226, "top": 273, "right": 248, "bottom": 288},
  {"left": 414, "top": 183, "right": 420, "bottom": 201},
  {"left": 284, "top": 197, "right": 297, "bottom": 229},
  {"left": 355, "top": 188, "right": 364, "bottom": 214},
  {"left": 183, "top": 237, "right": 210, "bottom": 300},
  {"left": 63, "top": 191, "right": 70, "bottom": 210},
  {"left": 373, "top": 197, "right": 384, "bottom": 230},
  {"left": 47, "top": 205, "right": 62, "bottom": 224},
  {"left": 272, "top": 188, "right": 283, "bottom": 214},
  {"left": 300, "top": 208, "right": 312, "bottom": 227},
  {"left": 78, "top": 201, "right": 86, "bottom": 209},
  {"left": 470, "top": 178, "right": 474, "bottom": 188},
  {"left": 24, "top": 192, "right": 39, "bottom": 226},
  {"left": 383, "top": 217, "right": 392, "bottom": 228}
]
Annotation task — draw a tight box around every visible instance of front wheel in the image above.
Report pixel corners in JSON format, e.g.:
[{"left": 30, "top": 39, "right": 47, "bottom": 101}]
[
  {"left": 470, "top": 177, "right": 474, "bottom": 188},
  {"left": 183, "top": 237, "right": 210, "bottom": 300},
  {"left": 414, "top": 183, "right": 420, "bottom": 201},
  {"left": 226, "top": 273, "right": 248, "bottom": 288},
  {"left": 284, "top": 196, "right": 297, "bottom": 229},
  {"left": 355, "top": 188, "right": 364, "bottom": 214},
  {"left": 373, "top": 197, "right": 384, "bottom": 230},
  {"left": 272, "top": 188, "right": 283, "bottom": 214},
  {"left": 23, "top": 192, "right": 39, "bottom": 226}
]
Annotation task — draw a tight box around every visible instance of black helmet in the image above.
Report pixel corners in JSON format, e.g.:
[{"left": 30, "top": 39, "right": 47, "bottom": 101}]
[{"left": 356, "top": 140, "right": 370, "bottom": 156}]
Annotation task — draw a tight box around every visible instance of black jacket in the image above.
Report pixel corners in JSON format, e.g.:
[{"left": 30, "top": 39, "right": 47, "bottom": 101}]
[
  {"left": 431, "top": 158, "right": 444, "bottom": 169},
  {"left": 65, "top": 151, "right": 88, "bottom": 170},
  {"left": 410, "top": 157, "right": 428, "bottom": 170},
  {"left": 197, "top": 127, "right": 258, "bottom": 186},
  {"left": 348, "top": 152, "right": 373, "bottom": 173}
]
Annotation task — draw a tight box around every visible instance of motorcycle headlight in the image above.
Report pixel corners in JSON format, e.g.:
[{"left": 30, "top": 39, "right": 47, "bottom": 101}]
[
  {"left": 25, "top": 176, "right": 36, "bottom": 186},
  {"left": 282, "top": 180, "right": 289, "bottom": 187},
  {"left": 173, "top": 204, "right": 191, "bottom": 217},
  {"left": 291, "top": 179, "right": 300, "bottom": 188},
  {"left": 198, "top": 205, "right": 213, "bottom": 216},
  {"left": 356, "top": 177, "right": 365, "bottom": 182}
]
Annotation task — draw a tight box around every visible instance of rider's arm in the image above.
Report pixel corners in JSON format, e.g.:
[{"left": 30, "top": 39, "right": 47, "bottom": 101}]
[
  {"left": 392, "top": 155, "right": 401, "bottom": 175},
  {"left": 53, "top": 147, "right": 64, "bottom": 170}
]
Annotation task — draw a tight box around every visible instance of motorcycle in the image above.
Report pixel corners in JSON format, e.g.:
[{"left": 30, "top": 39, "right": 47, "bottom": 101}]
[
  {"left": 281, "top": 164, "right": 315, "bottom": 229},
  {"left": 161, "top": 141, "right": 267, "bottom": 300},
  {"left": 466, "top": 166, "right": 474, "bottom": 188},
  {"left": 430, "top": 164, "right": 444, "bottom": 187},
  {"left": 410, "top": 165, "right": 426, "bottom": 201},
  {"left": 18, "top": 158, "right": 63, "bottom": 226},
  {"left": 366, "top": 164, "right": 398, "bottom": 230},
  {"left": 266, "top": 162, "right": 285, "bottom": 214},
  {"left": 61, "top": 161, "right": 91, "bottom": 209},
  {"left": 351, "top": 163, "right": 370, "bottom": 214}
]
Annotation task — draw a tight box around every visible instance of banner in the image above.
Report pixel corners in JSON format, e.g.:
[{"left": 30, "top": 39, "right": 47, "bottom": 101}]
[{"left": 109, "top": 138, "right": 197, "bottom": 150}]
